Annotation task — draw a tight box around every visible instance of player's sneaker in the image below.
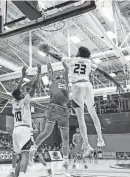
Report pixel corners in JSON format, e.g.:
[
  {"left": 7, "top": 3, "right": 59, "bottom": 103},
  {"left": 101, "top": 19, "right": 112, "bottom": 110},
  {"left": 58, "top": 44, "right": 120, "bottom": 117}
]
[
  {"left": 7, "top": 171, "right": 15, "bottom": 177},
  {"left": 62, "top": 162, "right": 71, "bottom": 177},
  {"left": 97, "top": 138, "right": 105, "bottom": 147},
  {"left": 83, "top": 144, "right": 94, "bottom": 158},
  {"left": 45, "top": 166, "right": 52, "bottom": 176}
]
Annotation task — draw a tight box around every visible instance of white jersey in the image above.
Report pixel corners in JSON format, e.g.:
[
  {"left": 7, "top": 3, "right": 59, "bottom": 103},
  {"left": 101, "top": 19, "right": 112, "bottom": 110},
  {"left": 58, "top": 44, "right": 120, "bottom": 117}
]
[
  {"left": 62, "top": 57, "right": 97, "bottom": 83},
  {"left": 12, "top": 94, "right": 32, "bottom": 127}
]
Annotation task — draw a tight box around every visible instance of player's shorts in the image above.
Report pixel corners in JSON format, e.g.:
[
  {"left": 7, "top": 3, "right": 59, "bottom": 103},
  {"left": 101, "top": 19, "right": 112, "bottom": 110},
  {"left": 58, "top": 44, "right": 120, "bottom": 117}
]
[
  {"left": 46, "top": 104, "right": 69, "bottom": 129},
  {"left": 71, "top": 81, "right": 95, "bottom": 110},
  {"left": 13, "top": 125, "right": 33, "bottom": 154},
  {"left": 73, "top": 143, "right": 83, "bottom": 157}
]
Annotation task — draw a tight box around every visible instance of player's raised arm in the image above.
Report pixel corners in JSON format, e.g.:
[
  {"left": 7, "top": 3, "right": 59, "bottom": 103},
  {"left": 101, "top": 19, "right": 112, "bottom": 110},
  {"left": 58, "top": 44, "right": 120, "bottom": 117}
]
[
  {"left": 96, "top": 67, "right": 124, "bottom": 93},
  {"left": 17, "top": 66, "right": 27, "bottom": 89},
  {"left": 29, "top": 64, "right": 41, "bottom": 97},
  {"left": 46, "top": 59, "right": 54, "bottom": 85},
  {"left": 39, "top": 43, "right": 62, "bottom": 61},
  {"left": 62, "top": 62, "right": 69, "bottom": 85}
]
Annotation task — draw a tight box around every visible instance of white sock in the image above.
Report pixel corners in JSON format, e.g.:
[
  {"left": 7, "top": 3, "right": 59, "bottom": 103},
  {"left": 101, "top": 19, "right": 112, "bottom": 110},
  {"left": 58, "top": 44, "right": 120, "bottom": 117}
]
[
  {"left": 34, "top": 143, "right": 38, "bottom": 149},
  {"left": 19, "top": 172, "right": 25, "bottom": 177},
  {"left": 11, "top": 168, "right": 15, "bottom": 173},
  {"left": 63, "top": 156, "right": 68, "bottom": 163}
]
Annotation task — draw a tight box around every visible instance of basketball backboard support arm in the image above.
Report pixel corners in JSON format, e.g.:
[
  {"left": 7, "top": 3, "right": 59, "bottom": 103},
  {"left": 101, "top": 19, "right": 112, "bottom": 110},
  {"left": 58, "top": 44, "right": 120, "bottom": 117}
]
[{"left": 0, "top": 1, "right": 96, "bottom": 38}]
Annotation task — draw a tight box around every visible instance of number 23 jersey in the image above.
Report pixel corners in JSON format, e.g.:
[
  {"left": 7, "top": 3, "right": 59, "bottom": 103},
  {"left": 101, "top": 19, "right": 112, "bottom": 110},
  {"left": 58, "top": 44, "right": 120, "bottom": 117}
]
[
  {"left": 12, "top": 94, "right": 31, "bottom": 127},
  {"left": 62, "top": 57, "right": 97, "bottom": 83}
]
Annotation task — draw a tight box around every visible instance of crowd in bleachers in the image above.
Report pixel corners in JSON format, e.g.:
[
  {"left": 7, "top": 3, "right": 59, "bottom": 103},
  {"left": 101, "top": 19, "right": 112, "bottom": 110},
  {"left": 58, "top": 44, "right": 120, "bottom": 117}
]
[{"left": 0, "top": 138, "right": 12, "bottom": 149}]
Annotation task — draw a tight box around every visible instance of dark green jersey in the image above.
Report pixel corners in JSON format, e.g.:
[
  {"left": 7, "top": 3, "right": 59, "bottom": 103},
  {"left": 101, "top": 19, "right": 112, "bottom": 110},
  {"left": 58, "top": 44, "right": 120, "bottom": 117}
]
[{"left": 49, "top": 79, "right": 69, "bottom": 107}]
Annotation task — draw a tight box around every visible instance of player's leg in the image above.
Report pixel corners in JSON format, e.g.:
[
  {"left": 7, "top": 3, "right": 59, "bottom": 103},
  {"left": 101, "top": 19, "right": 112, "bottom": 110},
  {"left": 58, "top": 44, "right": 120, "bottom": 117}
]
[
  {"left": 35, "top": 121, "right": 54, "bottom": 147},
  {"left": 60, "top": 127, "right": 70, "bottom": 177},
  {"left": 60, "top": 128, "right": 69, "bottom": 163},
  {"left": 84, "top": 82, "right": 105, "bottom": 147},
  {"left": 15, "top": 156, "right": 20, "bottom": 177},
  {"left": 33, "top": 106, "right": 56, "bottom": 149},
  {"left": 19, "top": 137, "right": 33, "bottom": 177},
  {"left": 7, "top": 128, "right": 20, "bottom": 177},
  {"left": 35, "top": 151, "right": 47, "bottom": 166},
  {"left": 72, "top": 83, "right": 89, "bottom": 147},
  {"left": 58, "top": 110, "right": 70, "bottom": 177},
  {"left": 72, "top": 83, "right": 93, "bottom": 157},
  {"left": 7, "top": 152, "right": 17, "bottom": 177},
  {"left": 12, "top": 152, "right": 17, "bottom": 172}
]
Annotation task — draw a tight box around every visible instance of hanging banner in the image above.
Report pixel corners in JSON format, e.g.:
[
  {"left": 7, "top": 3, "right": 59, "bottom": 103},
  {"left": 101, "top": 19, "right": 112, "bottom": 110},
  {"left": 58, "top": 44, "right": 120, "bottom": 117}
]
[{"left": 102, "top": 152, "right": 116, "bottom": 159}]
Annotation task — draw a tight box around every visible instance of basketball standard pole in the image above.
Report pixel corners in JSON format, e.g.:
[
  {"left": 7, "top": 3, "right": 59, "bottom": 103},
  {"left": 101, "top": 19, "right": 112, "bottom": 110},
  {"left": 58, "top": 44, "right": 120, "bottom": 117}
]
[
  {"left": 0, "top": 0, "right": 5, "bottom": 33},
  {"left": 67, "top": 21, "right": 71, "bottom": 58},
  {"left": 29, "top": 30, "right": 32, "bottom": 68}
]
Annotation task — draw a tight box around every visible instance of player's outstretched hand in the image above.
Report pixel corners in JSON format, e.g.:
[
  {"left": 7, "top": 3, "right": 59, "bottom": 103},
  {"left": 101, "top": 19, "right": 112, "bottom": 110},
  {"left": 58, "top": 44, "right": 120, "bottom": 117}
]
[
  {"left": 37, "top": 64, "right": 41, "bottom": 74},
  {"left": 22, "top": 66, "right": 27, "bottom": 76},
  {"left": 39, "top": 43, "right": 50, "bottom": 53}
]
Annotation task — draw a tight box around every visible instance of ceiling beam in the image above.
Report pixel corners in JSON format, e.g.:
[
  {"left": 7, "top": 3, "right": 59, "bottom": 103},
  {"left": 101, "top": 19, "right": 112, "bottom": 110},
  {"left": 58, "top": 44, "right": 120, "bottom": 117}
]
[
  {"left": 86, "top": 12, "right": 130, "bottom": 68},
  {"left": 0, "top": 62, "right": 64, "bottom": 81}
]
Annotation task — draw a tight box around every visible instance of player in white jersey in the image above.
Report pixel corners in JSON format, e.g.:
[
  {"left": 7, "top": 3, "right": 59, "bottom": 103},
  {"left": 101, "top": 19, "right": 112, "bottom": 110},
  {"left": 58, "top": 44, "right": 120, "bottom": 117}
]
[
  {"left": 39, "top": 43, "right": 124, "bottom": 157},
  {"left": 11, "top": 65, "right": 41, "bottom": 177}
]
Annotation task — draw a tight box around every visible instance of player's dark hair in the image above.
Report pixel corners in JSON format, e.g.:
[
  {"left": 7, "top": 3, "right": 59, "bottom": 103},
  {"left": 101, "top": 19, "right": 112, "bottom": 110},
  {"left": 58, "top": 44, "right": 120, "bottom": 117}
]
[
  {"left": 78, "top": 46, "right": 91, "bottom": 58},
  {"left": 12, "top": 89, "right": 21, "bottom": 100}
]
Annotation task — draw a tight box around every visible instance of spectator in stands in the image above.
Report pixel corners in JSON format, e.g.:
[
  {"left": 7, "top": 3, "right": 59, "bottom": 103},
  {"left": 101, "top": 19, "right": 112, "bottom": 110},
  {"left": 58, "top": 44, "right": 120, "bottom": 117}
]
[
  {"left": 0, "top": 139, "right": 3, "bottom": 148},
  {"left": 56, "top": 146, "right": 60, "bottom": 151},
  {"left": 48, "top": 145, "right": 52, "bottom": 151},
  {"left": 3, "top": 139, "right": 7, "bottom": 148},
  {"left": 53, "top": 146, "right": 57, "bottom": 151}
]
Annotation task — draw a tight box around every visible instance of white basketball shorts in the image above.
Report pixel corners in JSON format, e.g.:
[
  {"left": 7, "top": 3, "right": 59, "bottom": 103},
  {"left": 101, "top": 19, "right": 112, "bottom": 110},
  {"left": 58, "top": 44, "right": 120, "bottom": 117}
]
[
  {"left": 72, "top": 81, "right": 95, "bottom": 110},
  {"left": 13, "top": 126, "right": 31, "bottom": 154}
]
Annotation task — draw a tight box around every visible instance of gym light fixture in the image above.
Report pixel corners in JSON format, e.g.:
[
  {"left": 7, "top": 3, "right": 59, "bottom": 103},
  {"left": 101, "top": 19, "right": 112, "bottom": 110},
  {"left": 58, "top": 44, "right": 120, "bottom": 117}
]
[
  {"left": 106, "top": 31, "right": 116, "bottom": 39},
  {"left": 70, "top": 35, "right": 81, "bottom": 44},
  {"left": 23, "top": 78, "right": 30, "bottom": 82},
  {"left": 101, "top": 6, "right": 114, "bottom": 22},
  {"left": 93, "top": 58, "right": 102, "bottom": 64},
  {"left": 109, "top": 73, "right": 116, "bottom": 78},
  {"left": 125, "top": 55, "right": 130, "bottom": 61},
  {"left": 38, "top": 51, "right": 46, "bottom": 56},
  {"left": 42, "top": 76, "right": 49, "bottom": 86}
]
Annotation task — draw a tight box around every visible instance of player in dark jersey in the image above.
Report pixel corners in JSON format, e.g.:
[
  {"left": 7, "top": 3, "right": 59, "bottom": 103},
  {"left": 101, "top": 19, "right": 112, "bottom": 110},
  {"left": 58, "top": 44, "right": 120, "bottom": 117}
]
[{"left": 30, "top": 59, "right": 70, "bottom": 176}]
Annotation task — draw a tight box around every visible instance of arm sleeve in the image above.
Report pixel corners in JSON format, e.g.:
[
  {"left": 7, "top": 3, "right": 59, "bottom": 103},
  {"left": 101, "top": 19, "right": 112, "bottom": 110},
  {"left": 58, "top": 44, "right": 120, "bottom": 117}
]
[{"left": 24, "top": 94, "right": 31, "bottom": 105}]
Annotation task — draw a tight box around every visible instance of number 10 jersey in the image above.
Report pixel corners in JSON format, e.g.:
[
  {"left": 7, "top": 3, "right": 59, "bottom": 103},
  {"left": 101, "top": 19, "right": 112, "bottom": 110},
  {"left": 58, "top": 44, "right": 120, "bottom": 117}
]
[
  {"left": 62, "top": 57, "right": 97, "bottom": 83},
  {"left": 12, "top": 94, "right": 32, "bottom": 127}
]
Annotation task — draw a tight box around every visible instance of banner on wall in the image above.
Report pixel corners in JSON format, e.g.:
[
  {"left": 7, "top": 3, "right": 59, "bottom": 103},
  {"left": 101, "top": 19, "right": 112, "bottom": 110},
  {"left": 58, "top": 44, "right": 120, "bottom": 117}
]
[
  {"left": 102, "top": 152, "right": 116, "bottom": 159},
  {"left": 0, "top": 150, "right": 13, "bottom": 162},
  {"left": 116, "top": 152, "right": 130, "bottom": 158},
  {"left": 49, "top": 151, "right": 63, "bottom": 161}
]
